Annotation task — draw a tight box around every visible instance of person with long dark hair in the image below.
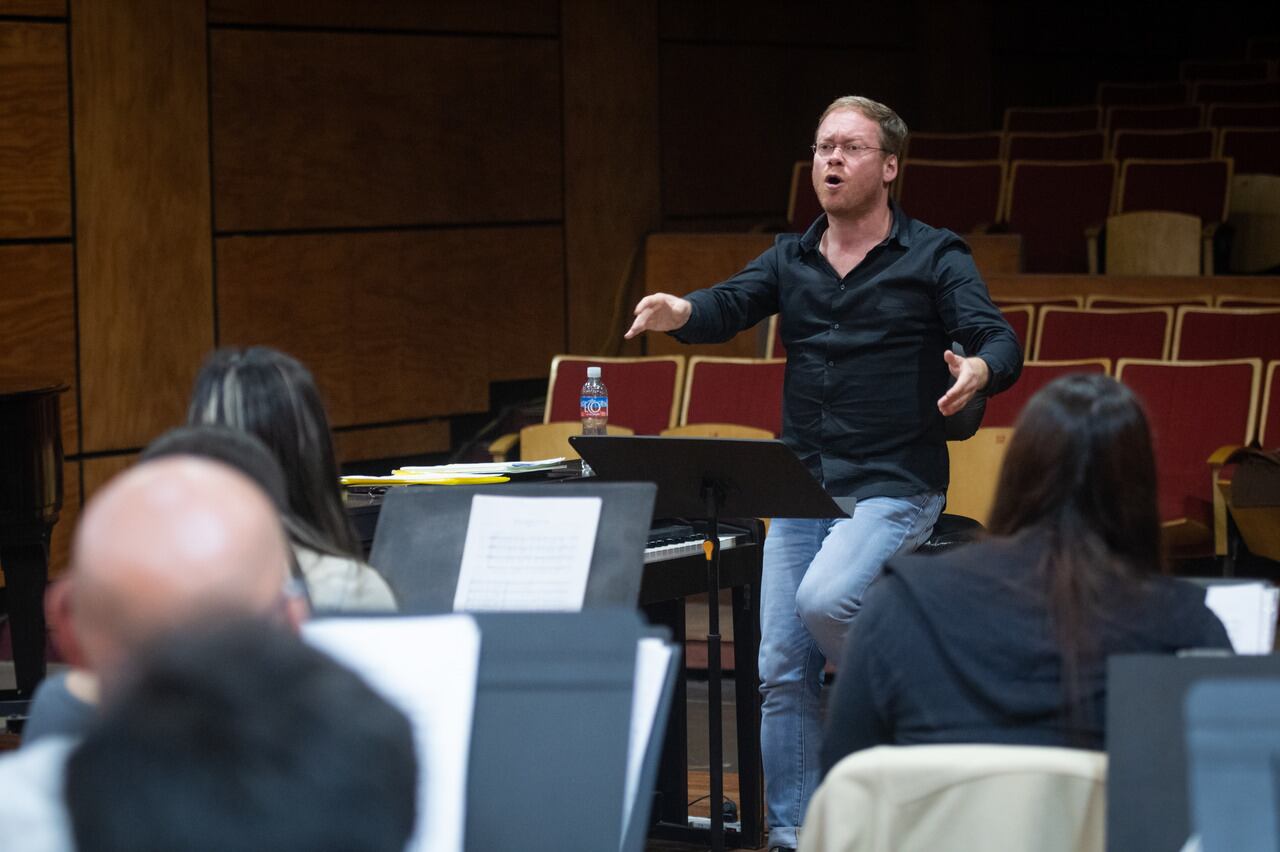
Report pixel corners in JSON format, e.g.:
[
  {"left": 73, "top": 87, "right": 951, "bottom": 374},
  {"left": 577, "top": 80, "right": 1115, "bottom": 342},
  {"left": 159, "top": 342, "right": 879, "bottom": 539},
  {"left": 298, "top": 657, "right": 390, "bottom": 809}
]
[
  {"left": 187, "top": 346, "right": 396, "bottom": 612},
  {"left": 821, "top": 373, "right": 1230, "bottom": 769}
]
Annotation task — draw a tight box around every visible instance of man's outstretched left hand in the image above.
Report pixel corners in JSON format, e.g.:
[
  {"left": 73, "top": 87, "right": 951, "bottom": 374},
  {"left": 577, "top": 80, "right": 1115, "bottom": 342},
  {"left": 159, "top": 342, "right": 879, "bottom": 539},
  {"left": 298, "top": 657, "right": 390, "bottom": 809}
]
[{"left": 937, "top": 350, "right": 990, "bottom": 416}]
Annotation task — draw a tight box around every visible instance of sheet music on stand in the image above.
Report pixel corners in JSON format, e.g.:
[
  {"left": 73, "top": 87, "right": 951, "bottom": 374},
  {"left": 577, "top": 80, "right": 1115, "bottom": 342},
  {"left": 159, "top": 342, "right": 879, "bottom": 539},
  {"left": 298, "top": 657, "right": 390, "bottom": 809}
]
[{"left": 1203, "top": 581, "right": 1280, "bottom": 654}]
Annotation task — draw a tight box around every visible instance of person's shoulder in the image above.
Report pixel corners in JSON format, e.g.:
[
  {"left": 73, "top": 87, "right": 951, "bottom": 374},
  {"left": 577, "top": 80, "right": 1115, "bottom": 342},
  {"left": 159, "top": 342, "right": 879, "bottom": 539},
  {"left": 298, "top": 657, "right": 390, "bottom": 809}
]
[
  {"left": 0, "top": 736, "right": 77, "bottom": 850},
  {"left": 295, "top": 545, "right": 397, "bottom": 613}
]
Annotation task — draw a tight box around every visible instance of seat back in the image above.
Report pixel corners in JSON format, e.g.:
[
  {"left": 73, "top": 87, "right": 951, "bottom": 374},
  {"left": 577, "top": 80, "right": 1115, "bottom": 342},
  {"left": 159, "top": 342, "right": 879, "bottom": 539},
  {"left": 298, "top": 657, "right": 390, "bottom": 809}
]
[
  {"left": 1113, "top": 129, "right": 1217, "bottom": 162},
  {"left": 1218, "top": 128, "right": 1280, "bottom": 176},
  {"left": 546, "top": 355, "right": 685, "bottom": 434},
  {"left": 1004, "top": 160, "right": 1116, "bottom": 272},
  {"left": 1207, "top": 102, "right": 1280, "bottom": 128},
  {"left": 1097, "top": 81, "right": 1190, "bottom": 107},
  {"left": 1263, "top": 361, "right": 1280, "bottom": 447},
  {"left": 1102, "top": 211, "right": 1203, "bottom": 275},
  {"left": 518, "top": 421, "right": 634, "bottom": 461},
  {"left": 1226, "top": 173, "right": 1280, "bottom": 273},
  {"left": 1035, "top": 307, "right": 1173, "bottom": 361},
  {"left": 1193, "top": 80, "right": 1280, "bottom": 104},
  {"left": 983, "top": 359, "right": 1110, "bottom": 428},
  {"left": 1172, "top": 307, "right": 1280, "bottom": 362},
  {"left": 1117, "top": 158, "right": 1232, "bottom": 224},
  {"left": 1106, "top": 104, "right": 1204, "bottom": 136},
  {"left": 1085, "top": 294, "right": 1212, "bottom": 309},
  {"left": 1003, "top": 105, "right": 1102, "bottom": 132},
  {"left": 1216, "top": 294, "right": 1280, "bottom": 308},
  {"left": 1004, "top": 130, "right": 1107, "bottom": 161},
  {"left": 895, "top": 160, "right": 1005, "bottom": 233},
  {"left": 787, "top": 160, "right": 823, "bottom": 231},
  {"left": 680, "top": 356, "right": 785, "bottom": 437},
  {"left": 998, "top": 304, "right": 1034, "bottom": 359},
  {"left": 802, "top": 745, "right": 1106, "bottom": 852},
  {"left": 1116, "top": 358, "right": 1261, "bottom": 523},
  {"left": 904, "top": 131, "right": 1003, "bottom": 160},
  {"left": 946, "top": 426, "right": 1015, "bottom": 525}
]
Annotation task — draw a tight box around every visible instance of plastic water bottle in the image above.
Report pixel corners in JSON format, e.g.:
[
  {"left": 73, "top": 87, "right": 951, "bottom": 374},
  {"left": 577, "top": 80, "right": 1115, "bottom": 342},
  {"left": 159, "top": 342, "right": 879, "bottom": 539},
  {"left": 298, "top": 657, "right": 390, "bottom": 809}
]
[{"left": 579, "top": 366, "right": 608, "bottom": 476}]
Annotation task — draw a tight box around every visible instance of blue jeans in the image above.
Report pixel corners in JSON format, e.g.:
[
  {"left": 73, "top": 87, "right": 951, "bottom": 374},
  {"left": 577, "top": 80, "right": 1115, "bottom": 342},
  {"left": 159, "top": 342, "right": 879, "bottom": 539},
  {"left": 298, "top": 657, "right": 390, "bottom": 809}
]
[{"left": 758, "top": 491, "right": 945, "bottom": 848}]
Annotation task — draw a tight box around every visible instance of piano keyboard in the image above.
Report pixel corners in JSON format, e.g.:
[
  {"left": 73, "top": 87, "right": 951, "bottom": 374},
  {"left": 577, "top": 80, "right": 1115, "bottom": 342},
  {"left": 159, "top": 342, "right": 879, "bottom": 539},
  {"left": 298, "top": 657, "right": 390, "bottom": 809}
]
[{"left": 643, "top": 531, "right": 747, "bottom": 564}]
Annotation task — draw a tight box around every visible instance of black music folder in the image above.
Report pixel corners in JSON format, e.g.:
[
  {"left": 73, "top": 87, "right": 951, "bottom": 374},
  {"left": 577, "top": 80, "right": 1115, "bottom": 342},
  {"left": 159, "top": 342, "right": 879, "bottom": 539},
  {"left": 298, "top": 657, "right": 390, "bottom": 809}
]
[{"left": 368, "top": 481, "right": 657, "bottom": 613}]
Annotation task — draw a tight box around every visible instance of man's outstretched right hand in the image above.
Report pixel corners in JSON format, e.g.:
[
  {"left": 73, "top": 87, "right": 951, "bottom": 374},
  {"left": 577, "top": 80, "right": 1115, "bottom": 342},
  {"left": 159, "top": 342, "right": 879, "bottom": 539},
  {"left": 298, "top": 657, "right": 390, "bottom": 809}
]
[{"left": 624, "top": 293, "right": 693, "bottom": 339}]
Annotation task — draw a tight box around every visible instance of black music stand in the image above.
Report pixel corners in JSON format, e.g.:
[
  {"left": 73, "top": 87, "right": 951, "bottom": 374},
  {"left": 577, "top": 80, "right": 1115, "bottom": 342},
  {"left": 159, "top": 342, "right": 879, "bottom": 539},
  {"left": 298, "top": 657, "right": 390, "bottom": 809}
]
[{"left": 571, "top": 435, "right": 846, "bottom": 851}]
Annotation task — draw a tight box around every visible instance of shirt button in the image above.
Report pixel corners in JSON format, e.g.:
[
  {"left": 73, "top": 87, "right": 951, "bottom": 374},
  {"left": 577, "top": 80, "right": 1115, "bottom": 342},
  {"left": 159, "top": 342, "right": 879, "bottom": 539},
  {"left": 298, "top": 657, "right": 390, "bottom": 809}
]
[
  {"left": 839, "top": 285, "right": 845, "bottom": 291},
  {"left": 826, "top": 360, "right": 835, "bottom": 367},
  {"left": 832, "top": 322, "right": 840, "bottom": 330}
]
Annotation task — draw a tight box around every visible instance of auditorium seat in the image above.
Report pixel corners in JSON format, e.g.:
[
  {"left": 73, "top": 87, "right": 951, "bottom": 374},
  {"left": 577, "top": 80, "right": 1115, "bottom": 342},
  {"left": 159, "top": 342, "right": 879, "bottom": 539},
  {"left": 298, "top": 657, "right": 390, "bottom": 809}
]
[
  {"left": 1088, "top": 211, "right": 1205, "bottom": 275},
  {"left": 904, "top": 131, "right": 1003, "bottom": 160},
  {"left": 895, "top": 160, "right": 1005, "bottom": 233},
  {"left": 787, "top": 160, "right": 823, "bottom": 232},
  {"left": 1193, "top": 81, "right": 1280, "bottom": 104},
  {"left": 1210, "top": 359, "right": 1280, "bottom": 561},
  {"left": 1106, "top": 104, "right": 1205, "bottom": 137},
  {"left": 1117, "top": 158, "right": 1232, "bottom": 223},
  {"left": 489, "top": 355, "right": 685, "bottom": 460},
  {"left": 1004, "top": 131, "right": 1107, "bottom": 161},
  {"left": 1034, "top": 307, "right": 1173, "bottom": 361},
  {"left": 1225, "top": 174, "right": 1280, "bottom": 273},
  {"left": 1097, "top": 81, "right": 1190, "bottom": 107},
  {"left": 1218, "top": 128, "right": 1280, "bottom": 175},
  {"left": 515, "top": 422, "right": 634, "bottom": 462},
  {"left": 765, "top": 314, "right": 785, "bottom": 359},
  {"left": 802, "top": 745, "right": 1106, "bottom": 852},
  {"left": 1116, "top": 358, "right": 1262, "bottom": 555},
  {"left": 1180, "top": 59, "right": 1271, "bottom": 81},
  {"left": 1003, "top": 105, "right": 1102, "bottom": 133},
  {"left": 947, "top": 427, "right": 1014, "bottom": 525},
  {"left": 1206, "top": 102, "right": 1280, "bottom": 128},
  {"left": 1172, "top": 306, "right": 1280, "bottom": 362},
  {"left": 1003, "top": 160, "right": 1116, "bottom": 272},
  {"left": 983, "top": 359, "right": 1110, "bottom": 429},
  {"left": 998, "top": 304, "right": 1034, "bottom": 359},
  {"left": 1216, "top": 294, "right": 1280, "bottom": 307},
  {"left": 1112, "top": 129, "right": 1216, "bottom": 162},
  {"left": 678, "top": 356, "right": 785, "bottom": 437},
  {"left": 1085, "top": 293, "right": 1212, "bottom": 309}
]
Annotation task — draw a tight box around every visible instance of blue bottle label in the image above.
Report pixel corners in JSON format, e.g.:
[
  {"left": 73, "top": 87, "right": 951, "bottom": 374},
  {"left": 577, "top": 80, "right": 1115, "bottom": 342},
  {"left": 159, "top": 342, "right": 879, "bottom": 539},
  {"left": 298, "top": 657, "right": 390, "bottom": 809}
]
[{"left": 580, "top": 396, "right": 608, "bottom": 418}]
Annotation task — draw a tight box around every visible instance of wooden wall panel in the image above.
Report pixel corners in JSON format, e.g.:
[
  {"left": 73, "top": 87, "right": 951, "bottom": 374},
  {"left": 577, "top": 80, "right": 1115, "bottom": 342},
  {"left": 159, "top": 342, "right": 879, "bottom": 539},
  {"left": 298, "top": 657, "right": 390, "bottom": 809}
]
[
  {"left": 0, "top": 1, "right": 65, "bottom": 17},
  {"left": 0, "top": 244, "right": 77, "bottom": 453},
  {"left": 81, "top": 453, "right": 136, "bottom": 503},
  {"left": 47, "top": 460, "right": 78, "bottom": 578},
  {"left": 72, "top": 0, "right": 214, "bottom": 452},
  {"left": 208, "top": 0, "right": 559, "bottom": 34},
  {"left": 215, "top": 226, "right": 563, "bottom": 428},
  {"left": 0, "top": 22, "right": 70, "bottom": 238},
  {"left": 658, "top": 1, "right": 908, "bottom": 45},
  {"left": 211, "top": 30, "right": 562, "bottom": 232},
  {"left": 659, "top": 42, "right": 915, "bottom": 221},
  {"left": 562, "top": 0, "right": 660, "bottom": 354},
  {"left": 332, "top": 420, "right": 450, "bottom": 465}
]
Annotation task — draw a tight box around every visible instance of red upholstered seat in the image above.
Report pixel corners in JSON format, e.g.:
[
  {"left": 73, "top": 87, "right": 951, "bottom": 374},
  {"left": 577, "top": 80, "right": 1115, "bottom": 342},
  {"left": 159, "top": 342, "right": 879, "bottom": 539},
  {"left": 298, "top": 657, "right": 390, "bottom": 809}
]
[
  {"left": 1180, "top": 60, "right": 1271, "bottom": 81},
  {"left": 1206, "top": 103, "right": 1280, "bottom": 129},
  {"left": 905, "top": 132, "right": 1003, "bottom": 161},
  {"left": 1117, "top": 158, "right": 1232, "bottom": 224},
  {"left": 1112, "top": 129, "right": 1216, "bottom": 162},
  {"left": 1003, "top": 105, "right": 1101, "bottom": 132},
  {"left": 896, "top": 160, "right": 1005, "bottom": 233},
  {"left": 1193, "top": 81, "right": 1280, "bottom": 104},
  {"left": 983, "top": 359, "right": 1109, "bottom": 429},
  {"left": 1004, "top": 160, "right": 1116, "bottom": 273},
  {"left": 1004, "top": 131, "right": 1107, "bottom": 161},
  {"left": 679, "top": 356, "right": 785, "bottom": 437},
  {"left": 1263, "top": 361, "right": 1280, "bottom": 447},
  {"left": 1218, "top": 128, "right": 1280, "bottom": 176},
  {"left": 998, "top": 305, "right": 1034, "bottom": 360},
  {"left": 1172, "top": 307, "right": 1280, "bottom": 363},
  {"left": 545, "top": 355, "right": 686, "bottom": 434},
  {"left": 788, "top": 160, "right": 822, "bottom": 232},
  {"left": 1097, "top": 81, "right": 1190, "bottom": 107},
  {"left": 1106, "top": 105, "right": 1204, "bottom": 137},
  {"left": 1116, "top": 358, "right": 1262, "bottom": 527},
  {"left": 1034, "top": 307, "right": 1173, "bottom": 362}
]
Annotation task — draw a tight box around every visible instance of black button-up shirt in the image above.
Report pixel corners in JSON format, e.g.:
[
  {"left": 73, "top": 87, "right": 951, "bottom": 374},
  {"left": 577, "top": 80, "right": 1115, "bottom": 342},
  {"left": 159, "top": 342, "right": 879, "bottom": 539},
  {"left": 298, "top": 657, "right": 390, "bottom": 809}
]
[{"left": 674, "top": 203, "right": 1021, "bottom": 499}]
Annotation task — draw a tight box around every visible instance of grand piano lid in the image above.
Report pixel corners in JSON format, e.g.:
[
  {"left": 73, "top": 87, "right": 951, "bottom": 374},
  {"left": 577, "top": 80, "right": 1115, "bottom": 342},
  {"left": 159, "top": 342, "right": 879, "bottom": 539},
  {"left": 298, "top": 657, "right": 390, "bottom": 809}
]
[{"left": 0, "top": 379, "right": 69, "bottom": 398}]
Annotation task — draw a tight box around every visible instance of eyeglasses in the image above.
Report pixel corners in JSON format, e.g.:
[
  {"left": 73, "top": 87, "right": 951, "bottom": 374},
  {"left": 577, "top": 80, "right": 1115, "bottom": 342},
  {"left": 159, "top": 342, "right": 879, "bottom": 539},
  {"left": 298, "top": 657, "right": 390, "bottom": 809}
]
[{"left": 811, "top": 142, "right": 886, "bottom": 158}]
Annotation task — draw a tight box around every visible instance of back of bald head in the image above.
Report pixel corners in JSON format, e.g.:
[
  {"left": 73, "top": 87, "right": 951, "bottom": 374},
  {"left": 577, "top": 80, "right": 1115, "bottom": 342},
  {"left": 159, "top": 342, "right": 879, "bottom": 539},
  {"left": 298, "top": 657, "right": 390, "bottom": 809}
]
[{"left": 68, "top": 456, "right": 293, "bottom": 675}]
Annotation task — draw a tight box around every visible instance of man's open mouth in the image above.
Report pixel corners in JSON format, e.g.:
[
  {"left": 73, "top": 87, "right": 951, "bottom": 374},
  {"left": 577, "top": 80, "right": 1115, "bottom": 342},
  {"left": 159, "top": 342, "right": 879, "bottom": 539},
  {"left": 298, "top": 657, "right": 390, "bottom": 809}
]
[{"left": 824, "top": 175, "right": 843, "bottom": 187}]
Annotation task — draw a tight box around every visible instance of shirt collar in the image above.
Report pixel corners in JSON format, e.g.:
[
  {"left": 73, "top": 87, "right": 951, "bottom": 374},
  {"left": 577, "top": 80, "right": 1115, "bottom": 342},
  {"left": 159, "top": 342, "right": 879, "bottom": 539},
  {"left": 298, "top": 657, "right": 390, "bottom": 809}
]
[{"left": 799, "top": 198, "right": 913, "bottom": 253}]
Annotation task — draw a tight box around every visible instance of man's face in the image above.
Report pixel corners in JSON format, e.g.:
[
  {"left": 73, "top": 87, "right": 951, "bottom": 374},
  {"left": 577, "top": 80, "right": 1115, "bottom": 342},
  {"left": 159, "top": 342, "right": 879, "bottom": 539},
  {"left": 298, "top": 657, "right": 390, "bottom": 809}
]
[{"left": 810, "top": 108, "right": 898, "bottom": 219}]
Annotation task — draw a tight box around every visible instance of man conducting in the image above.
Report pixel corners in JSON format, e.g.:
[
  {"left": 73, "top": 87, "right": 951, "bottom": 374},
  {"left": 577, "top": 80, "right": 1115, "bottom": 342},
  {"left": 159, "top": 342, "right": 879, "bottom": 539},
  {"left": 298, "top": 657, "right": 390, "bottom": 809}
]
[{"left": 626, "top": 95, "right": 1021, "bottom": 850}]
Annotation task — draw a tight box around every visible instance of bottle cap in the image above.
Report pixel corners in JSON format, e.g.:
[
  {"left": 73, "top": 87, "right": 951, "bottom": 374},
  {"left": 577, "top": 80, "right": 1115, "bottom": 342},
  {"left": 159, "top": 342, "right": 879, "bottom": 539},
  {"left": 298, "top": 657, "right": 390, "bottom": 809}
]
[{"left": 586, "top": 366, "right": 601, "bottom": 378}]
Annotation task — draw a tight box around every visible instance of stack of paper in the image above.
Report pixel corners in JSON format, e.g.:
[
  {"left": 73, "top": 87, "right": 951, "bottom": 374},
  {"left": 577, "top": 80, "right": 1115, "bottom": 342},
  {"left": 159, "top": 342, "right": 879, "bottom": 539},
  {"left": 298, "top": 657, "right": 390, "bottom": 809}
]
[
  {"left": 340, "top": 471, "right": 510, "bottom": 486},
  {"left": 396, "top": 458, "right": 567, "bottom": 477}
]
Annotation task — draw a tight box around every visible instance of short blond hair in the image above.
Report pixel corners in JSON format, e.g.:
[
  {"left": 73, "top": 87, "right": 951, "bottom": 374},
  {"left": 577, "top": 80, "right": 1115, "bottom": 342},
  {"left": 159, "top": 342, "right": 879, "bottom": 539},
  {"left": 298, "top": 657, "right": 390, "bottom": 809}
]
[{"left": 816, "top": 95, "right": 908, "bottom": 158}]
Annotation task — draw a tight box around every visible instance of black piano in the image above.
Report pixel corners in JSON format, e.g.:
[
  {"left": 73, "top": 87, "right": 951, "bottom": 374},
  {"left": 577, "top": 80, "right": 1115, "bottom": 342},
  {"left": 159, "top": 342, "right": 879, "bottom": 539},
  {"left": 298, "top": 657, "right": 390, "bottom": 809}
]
[{"left": 0, "top": 380, "right": 67, "bottom": 698}]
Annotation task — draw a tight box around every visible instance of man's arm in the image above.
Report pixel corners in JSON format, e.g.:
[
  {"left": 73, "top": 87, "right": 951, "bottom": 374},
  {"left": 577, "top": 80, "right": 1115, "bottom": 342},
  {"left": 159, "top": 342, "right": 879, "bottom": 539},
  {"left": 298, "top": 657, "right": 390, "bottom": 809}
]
[
  {"left": 625, "top": 243, "right": 782, "bottom": 344},
  {"left": 933, "top": 241, "right": 1023, "bottom": 415}
]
